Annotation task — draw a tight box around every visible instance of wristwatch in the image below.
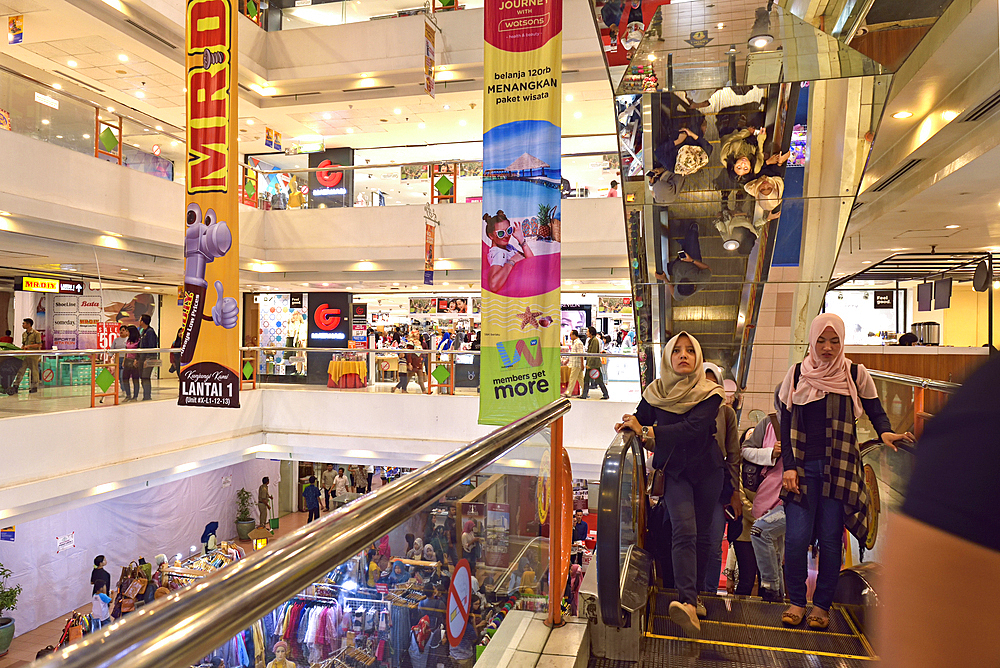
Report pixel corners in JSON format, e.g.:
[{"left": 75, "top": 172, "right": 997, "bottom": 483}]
[{"left": 641, "top": 426, "right": 650, "bottom": 440}]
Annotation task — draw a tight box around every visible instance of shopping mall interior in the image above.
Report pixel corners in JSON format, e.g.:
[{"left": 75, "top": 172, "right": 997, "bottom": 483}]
[{"left": 0, "top": 0, "right": 997, "bottom": 665}]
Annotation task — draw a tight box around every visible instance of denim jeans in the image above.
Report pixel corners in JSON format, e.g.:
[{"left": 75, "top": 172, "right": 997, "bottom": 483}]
[
  {"left": 703, "top": 502, "right": 725, "bottom": 593},
  {"left": 784, "top": 459, "right": 844, "bottom": 610},
  {"left": 751, "top": 505, "right": 786, "bottom": 593},
  {"left": 662, "top": 468, "right": 724, "bottom": 606}
]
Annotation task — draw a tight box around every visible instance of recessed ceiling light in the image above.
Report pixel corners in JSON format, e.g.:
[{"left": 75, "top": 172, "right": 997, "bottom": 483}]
[
  {"left": 135, "top": 90, "right": 145, "bottom": 98},
  {"left": 942, "top": 110, "right": 958, "bottom": 121},
  {"left": 418, "top": 122, "right": 426, "bottom": 129},
  {"left": 118, "top": 54, "right": 129, "bottom": 62},
  {"left": 443, "top": 282, "right": 449, "bottom": 286},
  {"left": 52, "top": 83, "right": 61, "bottom": 90},
  {"left": 41, "top": 119, "right": 49, "bottom": 125},
  {"left": 346, "top": 127, "right": 354, "bottom": 133},
  {"left": 458, "top": 119, "right": 467, "bottom": 126},
  {"left": 565, "top": 94, "right": 573, "bottom": 102},
  {"left": 182, "top": 87, "right": 187, "bottom": 93},
  {"left": 107, "top": 107, "right": 114, "bottom": 113},
  {"left": 246, "top": 119, "right": 254, "bottom": 125},
  {"left": 83, "top": 133, "right": 91, "bottom": 139},
  {"left": 155, "top": 125, "right": 163, "bottom": 131},
  {"left": 121, "top": 268, "right": 128, "bottom": 271},
  {"left": 573, "top": 111, "right": 582, "bottom": 119},
  {"left": 55, "top": 134, "right": 62, "bottom": 138},
  {"left": 891, "top": 111, "right": 913, "bottom": 119},
  {"left": 322, "top": 113, "right": 331, "bottom": 120},
  {"left": 945, "top": 224, "right": 960, "bottom": 229},
  {"left": 393, "top": 282, "right": 399, "bottom": 286},
  {"left": 322, "top": 283, "right": 329, "bottom": 287},
  {"left": 717, "top": 22, "right": 725, "bottom": 29},
  {"left": 646, "top": 54, "right": 655, "bottom": 61},
  {"left": 861, "top": 260, "right": 871, "bottom": 264},
  {"left": 143, "top": 128, "right": 149, "bottom": 131},
  {"left": 889, "top": 248, "right": 907, "bottom": 251},
  {"left": 0, "top": 211, "right": 10, "bottom": 216},
  {"left": 358, "top": 78, "right": 376, "bottom": 88},
  {"left": 394, "top": 108, "right": 402, "bottom": 114},
  {"left": 171, "top": 140, "right": 178, "bottom": 146},
  {"left": 994, "top": 281, "right": 1000, "bottom": 290},
  {"left": 67, "top": 60, "right": 77, "bottom": 67},
  {"left": 443, "top": 104, "right": 450, "bottom": 110}
]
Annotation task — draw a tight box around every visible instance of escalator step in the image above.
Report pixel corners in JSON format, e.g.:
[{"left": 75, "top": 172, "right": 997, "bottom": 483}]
[
  {"left": 653, "top": 592, "right": 856, "bottom": 635},
  {"left": 640, "top": 636, "right": 874, "bottom": 667}
]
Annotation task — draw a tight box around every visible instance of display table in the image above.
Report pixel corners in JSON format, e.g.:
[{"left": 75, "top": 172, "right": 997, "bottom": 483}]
[{"left": 327, "top": 360, "right": 367, "bottom": 388}]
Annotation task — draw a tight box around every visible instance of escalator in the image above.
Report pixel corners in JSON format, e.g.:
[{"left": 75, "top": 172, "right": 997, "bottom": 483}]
[{"left": 588, "top": 368, "right": 956, "bottom": 666}]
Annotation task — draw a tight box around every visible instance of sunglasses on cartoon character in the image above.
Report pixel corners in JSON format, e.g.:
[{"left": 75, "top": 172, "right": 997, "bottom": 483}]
[{"left": 495, "top": 226, "right": 515, "bottom": 239}]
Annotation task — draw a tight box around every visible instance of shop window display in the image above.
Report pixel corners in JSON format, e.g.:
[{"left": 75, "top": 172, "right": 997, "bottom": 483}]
[{"left": 258, "top": 294, "right": 309, "bottom": 379}]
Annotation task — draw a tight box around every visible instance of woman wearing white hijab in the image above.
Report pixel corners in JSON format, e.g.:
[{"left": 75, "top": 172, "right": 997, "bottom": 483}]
[
  {"left": 616, "top": 332, "right": 725, "bottom": 636},
  {"left": 777, "top": 313, "right": 912, "bottom": 630}
]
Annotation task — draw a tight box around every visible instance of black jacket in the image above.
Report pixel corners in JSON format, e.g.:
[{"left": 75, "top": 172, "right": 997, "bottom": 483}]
[{"left": 636, "top": 395, "right": 724, "bottom": 482}]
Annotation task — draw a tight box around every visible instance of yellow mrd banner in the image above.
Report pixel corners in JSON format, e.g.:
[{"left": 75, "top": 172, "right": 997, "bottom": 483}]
[{"left": 180, "top": 0, "right": 241, "bottom": 408}]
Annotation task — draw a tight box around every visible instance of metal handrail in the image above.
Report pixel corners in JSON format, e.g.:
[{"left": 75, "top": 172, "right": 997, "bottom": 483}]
[
  {"left": 867, "top": 369, "right": 960, "bottom": 394},
  {"left": 243, "top": 346, "right": 639, "bottom": 359},
  {"left": 40, "top": 398, "right": 571, "bottom": 668},
  {"left": 0, "top": 347, "right": 179, "bottom": 358}
]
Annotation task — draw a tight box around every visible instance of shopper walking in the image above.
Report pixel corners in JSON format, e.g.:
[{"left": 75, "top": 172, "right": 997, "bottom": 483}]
[
  {"left": 563, "top": 330, "right": 585, "bottom": 397},
  {"left": 572, "top": 509, "right": 588, "bottom": 566},
  {"left": 743, "top": 400, "right": 786, "bottom": 601},
  {"left": 778, "top": 313, "right": 912, "bottom": 629},
  {"left": 111, "top": 324, "right": 129, "bottom": 399},
  {"left": 303, "top": 476, "right": 321, "bottom": 522},
  {"left": 582, "top": 326, "right": 609, "bottom": 400},
  {"left": 13, "top": 318, "right": 41, "bottom": 394},
  {"left": 258, "top": 477, "right": 272, "bottom": 528},
  {"left": 137, "top": 313, "right": 158, "bottom": 401},
  {"left": 321, "top": 463, "right": 336, "bottom": 511},
  {"left": 615, "top": 332, "right": 725, "bottom": 636},
  {"left": 333, "top": 467, "right": 351, "bottom": 496},
  {"left": 122, "top": 326, "right": 141, "bottom": 402}
]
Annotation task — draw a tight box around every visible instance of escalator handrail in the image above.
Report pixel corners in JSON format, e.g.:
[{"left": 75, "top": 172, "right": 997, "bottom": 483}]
[
  {"left": 41, "top": 398, "right": 572, "bottom": 668},
  {"left": 867, "top": 369, "right": 960, "bottom": 394},
  {"left": 596, "top": 429, "right": 646, "bottom": 627}
]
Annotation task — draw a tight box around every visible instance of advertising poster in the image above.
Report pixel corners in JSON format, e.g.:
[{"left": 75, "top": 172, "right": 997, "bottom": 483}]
[
  {"left": 424, "top": 20, "right": 436, "bottom": 98},
  {"left": 424, "top": 220, "right": 435, "bottom": 285},
  {"left": 179, "top": 0, "right": 241, "bottom": 408},
  {"left": 437, "top": 297, "right": 469, "bottom": 314},
  {"left": 0, "top": 108, "right": 10, "bottom": 131},
  {"left": 598, "top": 296, "right": 632, "bottom": 314},
  {"left": 478, "top": 0, "right": 562, "bottom": 425},
  {"left": 0, "top": 526, "right": 13, "bottom": 542},
  {"left": 264, "top": 127, "right": 281, "bottom": 150},
  {"left": 484, "top": 502, "right": 510, "bottom": 568},
  {"left": 7, "top": 15, "right": 22, "bottom": 45},
  {"left": 409, "top": 298, "right": 437, "bottom": 314}
]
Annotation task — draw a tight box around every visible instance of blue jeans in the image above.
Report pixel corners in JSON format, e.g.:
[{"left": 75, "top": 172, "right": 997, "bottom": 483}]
[
  {"left": 662, "top": 468, "right": 723, "bottom": 606},
  {"left": 751, "top": 505, "right": 786, "bottom": 593},
  {"left": 784, "top": 459, "right": 843, "bottom": 610},
  {"left": 703, "top": 502, "right": 725, "bottom": 593}
]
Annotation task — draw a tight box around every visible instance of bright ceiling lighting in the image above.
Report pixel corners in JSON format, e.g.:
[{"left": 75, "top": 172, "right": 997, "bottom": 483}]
[
  {"left": 357, "top": 261, "right": 376, "bottom": 271},
  {"left": 435, "top": 70, "right": 457, "bottom": 81},
  {"left": 417, "top": 122, "right": 426, "bottom": 129},
  {"left": 155, "top": 125, "right": 163, "bottom": 131},
  {"left": 67, "top": 60, "right": 77, "bottom": 67},
  {"left": 120, "top": 268, "right": 128, "bottom": 271},
  {"left": 83, "top": 133, "right": 90, "bottom": 139},
  {"left": 994, "top": 281, "right": 1000, "bottom": 290},
  {"left": 393, "top": 108, "right": 402, "bottom": 115},
  {"left": 135, "top": 90, "right": 145, "bottom": 98},
  {"left": 107, "top": 107, "right": 114, "bottom": 113},
  {"left": 458, "top": 119, "right": 467, "bottom": 126},
  {"left": 246, "top": 119, "right": 254, "bottom": 125},
  {"left": 565, "top": 94, "right": 573, "bottom": 102},
  {"left": 723, "top": 239, "right": 739, "bottom": 251},
  {"left": 346, "top": 127, "right": 354, "bottom": 133},
  {"left": 41, "top": 119, "right": 49, "bottom": 125},
  {"left": 52, "top": 83, "right": 61, "bottom": 89},
  {"left": 358, "top": 78, "right": 376, "bottom": 88},
  {"left": 752, "top": 37, "right": 769, "bottom": 48},
  {"left": 250, "top": 83, "right": 276, "bottom": 96},
  {"left": 891, "top": 111, "right": 913, "bottom": 119},
  {"left": 290, "top": 6, "right": 339, "bottom": 25},
  {"left": 443, "top": 104, "right": 450, "bottom": 110},
  {"left": 861, "top": 260, "right": 871, "bottom": 264},
  {"left": 717, "top": 22, "right": 725, "bottom": 29},
  {"left": 942, "top": 110, "right": 958, "bottom": 122},
  {"left": 322, "top": 113, "right": 331, "bottom": 120},
  {"left": 573, "top": 111, "right": 582, "bottom": 119},
  {"left": 945, "top": 224, "right": 960, "bottom": 229},
  {"left": 646, "top": 54, "right": 656, "bottom": 61},
  {"left": 118, "top": 54, "right": 129, "bottom": 62}
]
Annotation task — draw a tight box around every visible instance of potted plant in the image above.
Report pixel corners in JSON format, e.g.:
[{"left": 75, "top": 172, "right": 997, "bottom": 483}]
[
  {"left": 0, "top": 563, "right": 22, "bottom": 658},
  {"left": 235, "top": 488, "right": 256, "bottom": 541}
]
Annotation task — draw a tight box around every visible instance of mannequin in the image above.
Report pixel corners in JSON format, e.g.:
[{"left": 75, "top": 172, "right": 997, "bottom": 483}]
[{"left": 267, "top": 642, "right": 292, "bottom": 668}]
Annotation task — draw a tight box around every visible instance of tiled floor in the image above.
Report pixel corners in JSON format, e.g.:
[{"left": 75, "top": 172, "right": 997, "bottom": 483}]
[
  {"left": 0, "top": 379, "right": 641, "bottom": 420},
  {"left": 0, "top": 510, "right": 319, "bottom": 667}
]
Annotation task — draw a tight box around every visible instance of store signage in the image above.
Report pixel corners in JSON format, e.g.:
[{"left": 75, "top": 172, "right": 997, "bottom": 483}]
[
  {"left": 290, "top": 293, "right": 304, "bottom": 309},
  {"left": 351, "top": 303, "right": 368, "bottom": 343},
  {"left": 34, "top": 92, "right": 58, "bottom": 110},
  {"left": 446, "top": 559, "right": 472, "bottom": 648},
  {"left": 424, "top": 20, "right": 436, "bottom": 98},
  {"left": 298, "top": 141, "right": 325, "bottom": 153},
  {"left": 1, "top": 526, "right": 14, "bottom": 542},
  {"left": 478, "top": 0, "right": 561, "bottom": 425},
  {"left": 180, "top": 0, "right": 241, "bottom": 409},
  {"left": 307, "top": 292, "right": 351, "bottom": 348},
  {"left": 874, "top": 290, "right": 894, "bottom": 309},
  {"left": 152, "top": 144, "right": 161, "bottom": 156},
  {"left": 265, "top": 127, "right": 281, "bottom": 150},
  {"left": 308, "top": 149, "right": 354, "bottom": 208},
  {"left": 19, "top": 276, "right": 58, "bottom": 293}
]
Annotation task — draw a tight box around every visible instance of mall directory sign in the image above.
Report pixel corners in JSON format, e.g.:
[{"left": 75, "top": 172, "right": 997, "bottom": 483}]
[
  {"left": 178, "top": 0, "right": 241, "bottom": 408},
  {"left": 478, "top": 0, "right": 562, "bottom": 425}
]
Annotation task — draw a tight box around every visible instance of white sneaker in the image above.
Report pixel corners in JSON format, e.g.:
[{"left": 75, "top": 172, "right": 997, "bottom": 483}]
[{"left": 668, "top": 600, "right": 701, "bottom": 637}]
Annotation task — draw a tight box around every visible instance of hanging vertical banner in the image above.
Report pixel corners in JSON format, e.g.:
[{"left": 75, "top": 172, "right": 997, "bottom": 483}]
[
  {"left": 7, "top": 15, "right": 23, "bottom": 45},
  {"left": 424, "top": 20, "right": 436, "bottom": 98},
  {"left": 424, "top": 223, "right": 435, "bottom": 285},
  {"left": 180, "top": 0, "right": 241, "bottom": 408},
  {"left": 478, "top": 0, "right": 562, "bottom": 425}
]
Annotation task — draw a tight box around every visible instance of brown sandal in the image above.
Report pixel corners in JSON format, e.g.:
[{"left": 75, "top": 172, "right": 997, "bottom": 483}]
[
  {"left": 781, "top": 610, "right": 804, "bottom": 626},
  {"left": 807, "top": 614, "right": 830, "bottom": 630}
]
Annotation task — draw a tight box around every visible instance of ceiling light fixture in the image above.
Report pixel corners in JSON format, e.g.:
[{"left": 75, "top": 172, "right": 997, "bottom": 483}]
[
  {"left": 83, "top": 133, "right": 91, "bottom": 139},
  {"left": 942, "top": 110, "right": 958, "bottom": 122},
  {"left": 443, "top": 104, "right": 450, "bottom": 110},
  {"left": 118, "top": 54, "right": 129, "bottom": 62},
  {"left": 647, "top": 54, "right": 655, "bottom": 61},
  {"left": 994, "top": 281, "right": 1000, "bottom": 291},
  {"left": 322, "top": 113, "right": 331, "bottom": 120},
  {"left": 41, "top": 119, "right": 49, "bottom": 125},
  {"left": 717, "top": 22, "right": 725, "bottom": 29},
  {"left": 52, "top": 83, "right": 62, "bottom": 90},
  {"left": 358, "top": 78, "right": 376, "bottom": 88},
  {"left": 417, "top": 122, "right": 426, "bottom": 129},
  {"left": 891, "top": 111, "right": 913, "bottom": 119},
  {"left": 246, "top": 119, "right": 254, "bottom": 125},
  {"left": 346, "top": 127, "right": 354, "bottom": 133},
  {"left": 565, "top": 94, "right": 573, "bottom": 102},
  {"left": 722, "top": 239, "right": 739, "bottom": 251},
  {"left": 107, "top": 107, "right": 114, "bottom": 113},
  {"left": 748, "top": 7, "right": 773, "bottom": 48},
  {"left": 67, "top": 60, "right": 77, "bottom": 67},
  {"left": 945, "top": 224, "right": 960, "bottom": 229},
  {"left": 573, "top": 111, "right": 582, "bottom": 119},
  {"left": 155, "top": 125, "right": 163, "bottom": 131},
  {"left": 393, "top": 108, "right": 402, "bottom": 114},
  {"left": 458, "top": 119, "right": 467, "bottom": 126},
  {"left": 135, "top": 90, "right": 145, "bottom": 98}
]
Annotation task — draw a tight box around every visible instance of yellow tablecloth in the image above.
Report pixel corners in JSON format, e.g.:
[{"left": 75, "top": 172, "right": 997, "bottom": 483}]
[{"left": 327, "top": 360, "right": 367, "bottom": 383}]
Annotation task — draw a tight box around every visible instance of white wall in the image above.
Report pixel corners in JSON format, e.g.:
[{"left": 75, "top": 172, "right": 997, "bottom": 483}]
[{"left": 0, "top": 458, "right": 279, "bottom": 636}]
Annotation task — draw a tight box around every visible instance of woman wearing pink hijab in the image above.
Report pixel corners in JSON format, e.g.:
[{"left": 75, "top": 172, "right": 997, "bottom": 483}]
[{"left": 777, "top": 314, "right": 912, "bottom": 630}]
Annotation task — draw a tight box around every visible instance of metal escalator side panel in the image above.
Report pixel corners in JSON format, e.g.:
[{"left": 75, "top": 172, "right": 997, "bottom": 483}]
[{"left": 597, "top": 432, "right": 629, "bottom": 627}]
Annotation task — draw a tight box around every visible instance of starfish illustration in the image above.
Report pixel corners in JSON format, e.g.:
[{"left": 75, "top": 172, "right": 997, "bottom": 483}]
[{"left": 516, "top": 306, "right": 543, "bottom": 329}]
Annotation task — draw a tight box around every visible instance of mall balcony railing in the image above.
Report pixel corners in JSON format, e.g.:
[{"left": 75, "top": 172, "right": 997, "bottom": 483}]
[
  {"left": 34, "top": 397, "right": 573, "bottom": 668},
  {"left": 0, "top": 346, "right": 637, "bottom": 417},
  {"left": 0, "top": 65, "right": 183, "bottom": 182},
  {"left": 243, "top": 152, "right": 623, "bottom": 209}
]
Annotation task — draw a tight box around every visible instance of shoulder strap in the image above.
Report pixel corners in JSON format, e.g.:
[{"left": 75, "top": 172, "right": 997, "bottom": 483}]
[
  {"left": 851, "top": 363, "right": 858, "bottom": 384},
  {"left": 793, "top": 363, "right": 801, "bottom": 389}
]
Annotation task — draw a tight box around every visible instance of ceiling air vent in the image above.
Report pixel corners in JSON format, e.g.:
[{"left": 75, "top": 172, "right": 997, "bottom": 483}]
[
  {"left": 54, "top": 71, "right": 105, "bottom": 93},
  {"left": 851, "top": 200, "right": 864, "bottom": 212},
  {"left": 272, "top": 92, "right": 321, "bottom": 99},
  {"left": 342, "top": 86, "right": 395, "bottom": 93},
  {"left": 125, "top": 19, "right": 179, "bottom": 49},
  {"left": 872, "top": 159, "right": 921, "bottom": 192},
  {"left": 961, "top": 89, "right": 1000, "bottom": 123}
]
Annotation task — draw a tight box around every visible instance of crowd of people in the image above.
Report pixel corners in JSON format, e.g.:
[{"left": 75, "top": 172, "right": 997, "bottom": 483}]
[
  {"left": 618, "top": 313, "right": 913, "bottom": 637},
  {"left": 562, "top": 326, "right": 617, "bottom": 400}
]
